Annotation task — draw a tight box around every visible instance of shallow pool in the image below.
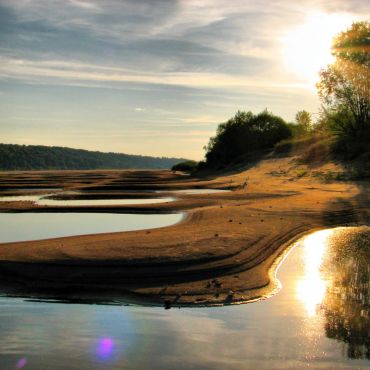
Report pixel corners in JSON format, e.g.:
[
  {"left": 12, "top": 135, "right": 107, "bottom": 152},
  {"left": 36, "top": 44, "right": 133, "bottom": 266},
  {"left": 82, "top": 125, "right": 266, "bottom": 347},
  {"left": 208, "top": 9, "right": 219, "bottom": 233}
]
[
  {"left": 0, "top": 195, "right": 176, "bottom": 206},
  {"left": 0, "top": 227, "right": 368, "bottom": 369},
  {"left": 38, "top": 197, "right": 175, "bottom": 206},
  {"left": 9, "top": 187, "right": 62, "bottom": 191},
  {"left": 0, "top": 212, "right": 183, "bottom": 243},
  {"left": 0, "top": 195, "right": 41, "bottom": 202}
]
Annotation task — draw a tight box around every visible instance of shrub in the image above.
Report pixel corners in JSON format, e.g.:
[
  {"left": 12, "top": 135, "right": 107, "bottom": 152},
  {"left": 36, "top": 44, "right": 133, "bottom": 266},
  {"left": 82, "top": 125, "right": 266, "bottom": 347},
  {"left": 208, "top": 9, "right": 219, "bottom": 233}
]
[
  {"left": 171, "top": 160, "right": 198, "bottom": 172},
  {"left": 204, "top": 110, "right": 291, "bottom": 166}
]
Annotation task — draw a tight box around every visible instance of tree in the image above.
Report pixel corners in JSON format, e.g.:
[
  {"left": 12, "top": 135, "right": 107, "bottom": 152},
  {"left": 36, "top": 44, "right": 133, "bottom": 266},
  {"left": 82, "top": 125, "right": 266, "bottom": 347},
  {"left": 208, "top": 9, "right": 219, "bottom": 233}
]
[
  {"left": 316, "top": 21, "right": 369, "bottom": 136},
  {"left": 295, "top": 110, "right": 312, "bottom": 134},
  {"left": 171, "top": 160, "right": 198, "bottom": 173},
  {"left": 204, "top": 110, "right": 291, "bottom": 166}
]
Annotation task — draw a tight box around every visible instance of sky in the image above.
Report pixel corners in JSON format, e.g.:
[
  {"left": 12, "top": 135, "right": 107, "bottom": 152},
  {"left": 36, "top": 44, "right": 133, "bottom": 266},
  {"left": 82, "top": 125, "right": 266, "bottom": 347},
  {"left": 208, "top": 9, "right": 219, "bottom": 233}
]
[{"left": 0, "top": 0, "right": 369, "bottom": 160}]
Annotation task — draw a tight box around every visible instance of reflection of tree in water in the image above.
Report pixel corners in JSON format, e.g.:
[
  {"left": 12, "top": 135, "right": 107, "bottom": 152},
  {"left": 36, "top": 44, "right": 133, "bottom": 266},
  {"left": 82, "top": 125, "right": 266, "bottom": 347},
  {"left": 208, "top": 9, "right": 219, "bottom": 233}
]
[{"left": 321, "top": 227, "right": 370, "bottom": 359}]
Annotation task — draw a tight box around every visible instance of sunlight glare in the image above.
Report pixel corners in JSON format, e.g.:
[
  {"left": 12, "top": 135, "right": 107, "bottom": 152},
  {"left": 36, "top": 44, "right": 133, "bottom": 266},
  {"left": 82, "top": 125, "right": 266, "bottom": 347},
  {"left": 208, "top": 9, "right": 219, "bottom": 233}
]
[
  {"left": 296, "top": 229, "right": 333, "bottom": 316},
  {"left": 283, "top": 12, "right": 354, "bottom": 83}
]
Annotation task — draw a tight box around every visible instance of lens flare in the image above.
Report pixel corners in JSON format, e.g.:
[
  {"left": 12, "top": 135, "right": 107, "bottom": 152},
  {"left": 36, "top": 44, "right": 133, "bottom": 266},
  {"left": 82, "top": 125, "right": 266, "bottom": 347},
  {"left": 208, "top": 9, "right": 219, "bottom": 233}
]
[
  {"left": 96, "top": 337, "right": 114, "bottom": 359},
  {"left": 16, "top": 358, "right": 27, "bottom": 369}
]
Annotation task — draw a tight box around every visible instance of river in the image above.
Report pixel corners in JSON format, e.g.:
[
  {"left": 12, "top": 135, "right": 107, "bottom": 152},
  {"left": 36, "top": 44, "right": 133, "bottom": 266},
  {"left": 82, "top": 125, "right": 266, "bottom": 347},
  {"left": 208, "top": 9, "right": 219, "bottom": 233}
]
[{"left": 0, "top": 226, "right": 368, "bottom": 369}]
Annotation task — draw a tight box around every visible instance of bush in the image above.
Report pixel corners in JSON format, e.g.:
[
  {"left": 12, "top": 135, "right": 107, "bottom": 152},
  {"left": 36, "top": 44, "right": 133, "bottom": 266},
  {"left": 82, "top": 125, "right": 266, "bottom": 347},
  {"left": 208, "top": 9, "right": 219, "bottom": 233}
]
[
  {"left": 330, "top": 128, "right": 370, "bottom": 159},
  {"left": 204, "top": 110, "right": 291, "bottom": 166},
  {"left": 298, "top": 138, "right": 333, "bottom": 164},
  {"left": 171, "top": 160, "right": 198, "bottom": 172},
  {"left": 274, "top": 133, "right": 330, "bottom": 156}
]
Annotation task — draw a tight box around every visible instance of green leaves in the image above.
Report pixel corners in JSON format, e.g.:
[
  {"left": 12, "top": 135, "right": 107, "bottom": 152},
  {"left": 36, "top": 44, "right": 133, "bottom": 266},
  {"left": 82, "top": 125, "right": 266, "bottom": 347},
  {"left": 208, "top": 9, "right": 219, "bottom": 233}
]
[
  {"left": 204, "top": 110, "right": 291, "bottom": 166},
  {"left": 317, "top": 22, "right": 370, "bottom": 136}
]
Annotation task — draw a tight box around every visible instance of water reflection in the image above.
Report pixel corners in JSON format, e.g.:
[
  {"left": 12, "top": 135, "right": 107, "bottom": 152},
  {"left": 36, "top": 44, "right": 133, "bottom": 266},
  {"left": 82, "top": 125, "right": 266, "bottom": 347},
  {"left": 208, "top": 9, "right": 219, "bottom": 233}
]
[
  {"left": 321, "top": 228, "right": 370, "bottom": 359},
  {"left": 295, "top": 227, "right": 370, "bottom": 358},
  {"left": 0, "top": 227, "right": 369, "bottom": 369},
  {"left": 0, "top": 194, "right": 175, "bottom": 206},
  {"left": 296, "top": 229, "right": 331, "bottom": 316},
  {"left": 0, "top": 212, "right": 183, "bottom": 243}
]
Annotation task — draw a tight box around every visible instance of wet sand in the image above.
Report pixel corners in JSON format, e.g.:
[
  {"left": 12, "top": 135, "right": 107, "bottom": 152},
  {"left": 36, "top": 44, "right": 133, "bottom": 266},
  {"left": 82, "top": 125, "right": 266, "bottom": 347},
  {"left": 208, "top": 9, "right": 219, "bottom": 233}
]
[{"left": 0, "top": 156, "right": 369, "bottom": 306}]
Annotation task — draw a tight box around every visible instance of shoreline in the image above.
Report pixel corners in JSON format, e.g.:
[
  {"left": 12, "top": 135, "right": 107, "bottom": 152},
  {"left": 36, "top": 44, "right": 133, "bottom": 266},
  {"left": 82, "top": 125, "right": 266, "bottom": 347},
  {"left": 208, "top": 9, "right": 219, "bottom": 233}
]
[{"left": 0, "top": 158, "right": 369, "bottom": 306}]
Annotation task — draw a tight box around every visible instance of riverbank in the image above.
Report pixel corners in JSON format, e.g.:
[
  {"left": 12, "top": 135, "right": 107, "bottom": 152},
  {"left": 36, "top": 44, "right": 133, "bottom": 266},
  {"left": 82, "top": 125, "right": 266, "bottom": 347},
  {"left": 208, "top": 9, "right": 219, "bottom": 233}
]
[{"left": 0, "top": 155, "right": 369, "bottom": 306}]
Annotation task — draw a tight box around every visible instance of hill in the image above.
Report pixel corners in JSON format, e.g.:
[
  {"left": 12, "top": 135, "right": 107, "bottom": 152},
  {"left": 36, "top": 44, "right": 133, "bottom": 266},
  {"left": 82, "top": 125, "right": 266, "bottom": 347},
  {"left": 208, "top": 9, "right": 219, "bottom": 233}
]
[{"left": 0, "top": 144, "right": 185, "bottom": 170}]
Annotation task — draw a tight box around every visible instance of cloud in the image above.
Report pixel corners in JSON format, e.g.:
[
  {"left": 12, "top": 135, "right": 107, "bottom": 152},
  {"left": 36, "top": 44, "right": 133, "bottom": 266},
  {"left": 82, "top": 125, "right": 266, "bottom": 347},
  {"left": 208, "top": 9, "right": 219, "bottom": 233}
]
[
  {"left": 68, "top": 0, "right": 100, "bottom": 11},
  {"left": 0, "top": 0, "right": 368, "bottom": 158},
  {"left": 0, "top": 57, "right": 312, "bottom": 91},
  {"left": 1, "top": 0, "right": 367, "bottom": 87}
]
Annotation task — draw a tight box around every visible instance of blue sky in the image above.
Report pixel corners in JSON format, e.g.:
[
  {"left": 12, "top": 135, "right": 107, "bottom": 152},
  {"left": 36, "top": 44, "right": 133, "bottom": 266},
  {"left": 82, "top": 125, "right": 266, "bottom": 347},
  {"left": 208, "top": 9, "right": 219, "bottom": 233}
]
[{"left": 0, "top": 0, "right": 368, "bottom": 159}]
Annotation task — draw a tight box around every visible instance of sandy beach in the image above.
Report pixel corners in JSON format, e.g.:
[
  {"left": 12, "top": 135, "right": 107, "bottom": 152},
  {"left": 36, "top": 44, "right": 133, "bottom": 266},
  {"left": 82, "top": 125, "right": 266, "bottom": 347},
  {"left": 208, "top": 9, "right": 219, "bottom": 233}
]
[{"left": 0, "top": 155, "right": 369, "bottom": 306}]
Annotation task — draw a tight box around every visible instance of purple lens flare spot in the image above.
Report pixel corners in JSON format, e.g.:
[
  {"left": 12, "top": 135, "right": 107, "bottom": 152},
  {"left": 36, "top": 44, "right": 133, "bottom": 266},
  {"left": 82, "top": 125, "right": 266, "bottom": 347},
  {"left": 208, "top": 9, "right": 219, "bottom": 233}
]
[
  {"left": 97, "top": 337, "right": 114, "bottom": 359},
  {"left": 16, "top": 358, "right": 27, "bottom": 369}
]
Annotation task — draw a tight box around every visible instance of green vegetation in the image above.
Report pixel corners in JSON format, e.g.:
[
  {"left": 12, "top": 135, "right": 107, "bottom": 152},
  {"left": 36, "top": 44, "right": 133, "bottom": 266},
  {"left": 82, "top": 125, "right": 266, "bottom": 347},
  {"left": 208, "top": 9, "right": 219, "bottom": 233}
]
[
  {"left": 317, "top": 22, "right": 369, "bottom": 135},
  {"left": 171, "top": 160, "right": 198, "bottom": 173},
  {"left": 198, "top": 22, "right": 368, "bottom": 174},
  {"left": 0, "top": 144, "right": 185, "bottom": 170},
  {"left": 203, "top": 110, "right": 291, "bottom": 167},
  {"left": 275, "top": 22, "right": 369, "bottom": 175},
  {"left": 316, "top": 21, "right": 369, "bottom": 157},
  {"left": 287, "top": 110, "right": 312, "bottom": 137},
  {"left": 4, "top": 25, "right": 366, "bottom": 175}
]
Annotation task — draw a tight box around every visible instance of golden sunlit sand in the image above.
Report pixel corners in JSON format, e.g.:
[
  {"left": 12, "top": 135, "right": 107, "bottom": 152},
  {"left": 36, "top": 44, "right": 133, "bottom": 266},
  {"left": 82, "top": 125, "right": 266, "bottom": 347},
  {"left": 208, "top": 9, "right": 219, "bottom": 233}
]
[{"left": 0, "top": 154, "right": 368, "bottom": 306}]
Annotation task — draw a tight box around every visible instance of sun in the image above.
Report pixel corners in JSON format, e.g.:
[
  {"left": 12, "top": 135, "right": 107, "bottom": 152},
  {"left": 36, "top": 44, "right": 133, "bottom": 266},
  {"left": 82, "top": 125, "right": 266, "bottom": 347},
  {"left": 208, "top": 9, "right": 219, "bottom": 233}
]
[{"left": 283, "top": 12, "right": 354, "bottom": 84}]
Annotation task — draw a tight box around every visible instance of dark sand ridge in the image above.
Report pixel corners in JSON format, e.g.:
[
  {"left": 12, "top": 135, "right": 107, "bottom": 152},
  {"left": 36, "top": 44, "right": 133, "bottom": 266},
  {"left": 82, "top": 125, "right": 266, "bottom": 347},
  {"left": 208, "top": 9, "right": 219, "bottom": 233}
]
[{"left": 0, "top": 158, "right": 369, "bottom": 306}]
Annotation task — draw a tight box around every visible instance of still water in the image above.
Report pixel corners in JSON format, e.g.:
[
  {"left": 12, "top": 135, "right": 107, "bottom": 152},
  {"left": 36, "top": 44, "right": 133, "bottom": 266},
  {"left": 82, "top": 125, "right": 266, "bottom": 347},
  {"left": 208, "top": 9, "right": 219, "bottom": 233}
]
[
  {"left": 0, "top": 195, "right": 175, "bottom": 206},
  {"left": 0, "top": 227, "right": 369, "bottom": 369},
  {"left": 8, "top": 188, "right": 63, "bottom": 191},
  {"left": 0, "top": 213, "right": 183, "bottom": 243}
]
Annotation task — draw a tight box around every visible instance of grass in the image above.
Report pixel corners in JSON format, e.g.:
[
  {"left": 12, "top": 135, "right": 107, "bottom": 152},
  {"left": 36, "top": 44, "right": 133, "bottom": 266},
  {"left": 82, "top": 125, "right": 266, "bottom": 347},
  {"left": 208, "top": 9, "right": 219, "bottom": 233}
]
[{"left": 273, "top": 130, "right": 370, "bottom": 181}]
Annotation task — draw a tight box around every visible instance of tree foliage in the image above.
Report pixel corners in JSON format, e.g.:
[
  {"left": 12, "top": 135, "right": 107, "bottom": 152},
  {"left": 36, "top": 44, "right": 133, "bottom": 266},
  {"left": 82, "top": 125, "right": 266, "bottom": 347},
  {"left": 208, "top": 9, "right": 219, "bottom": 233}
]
[
  {"left": 295, "top": 110, "right": 312, "bottom": 133},
  {"left": 287, "top": 110, "right": 313, "bottom": 137},
  {"left": 317, "top": 21, "right": 370, "bottom": 136},
  {"left": 171, "top": 160, "right": 198, "bottom": 172},
  {"left": 204, "top": 110, "right": 291, "bottom": 166}
]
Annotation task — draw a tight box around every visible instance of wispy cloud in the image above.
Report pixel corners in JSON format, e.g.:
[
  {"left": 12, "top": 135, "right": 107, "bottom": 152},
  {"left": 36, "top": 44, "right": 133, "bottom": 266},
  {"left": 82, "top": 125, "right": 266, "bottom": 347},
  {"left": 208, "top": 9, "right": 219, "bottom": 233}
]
[
  {"left": 68, "top": 0, "right": 100, "bottom": 11},
  {"left": 0, "top": 57, "right": 312, "bottom": 91},
  {"left": 0, "top": 0, "right": 368, "bottom": 158}
]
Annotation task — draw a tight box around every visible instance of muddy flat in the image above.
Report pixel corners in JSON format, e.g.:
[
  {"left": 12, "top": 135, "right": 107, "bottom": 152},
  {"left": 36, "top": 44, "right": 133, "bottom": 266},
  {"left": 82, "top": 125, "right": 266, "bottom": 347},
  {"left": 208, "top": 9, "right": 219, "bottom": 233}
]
[{"left": 0, "top": 157, "right": 368, "bottom": 307}]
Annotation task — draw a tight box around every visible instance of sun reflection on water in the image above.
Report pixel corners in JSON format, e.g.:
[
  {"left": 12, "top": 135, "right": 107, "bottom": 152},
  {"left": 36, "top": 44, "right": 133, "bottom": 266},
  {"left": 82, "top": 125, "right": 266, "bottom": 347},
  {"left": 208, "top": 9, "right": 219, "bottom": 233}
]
[{"left": 296, "top": 229, "right": 333, "bottom": 316}]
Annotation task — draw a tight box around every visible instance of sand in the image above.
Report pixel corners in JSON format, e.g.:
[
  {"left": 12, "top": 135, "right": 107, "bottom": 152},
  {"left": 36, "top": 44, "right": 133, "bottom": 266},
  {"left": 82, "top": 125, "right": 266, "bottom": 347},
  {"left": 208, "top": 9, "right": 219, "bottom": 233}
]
[{"left": 0, "top": 156, "right": 368, "bottom": 307}]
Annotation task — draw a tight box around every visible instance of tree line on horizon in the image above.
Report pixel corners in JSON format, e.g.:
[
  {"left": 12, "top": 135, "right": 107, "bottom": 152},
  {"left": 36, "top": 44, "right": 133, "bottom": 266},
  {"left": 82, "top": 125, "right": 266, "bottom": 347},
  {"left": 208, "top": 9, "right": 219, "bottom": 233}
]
[{"left": 0, "top": 144, "right": 185, "bottom": 170}]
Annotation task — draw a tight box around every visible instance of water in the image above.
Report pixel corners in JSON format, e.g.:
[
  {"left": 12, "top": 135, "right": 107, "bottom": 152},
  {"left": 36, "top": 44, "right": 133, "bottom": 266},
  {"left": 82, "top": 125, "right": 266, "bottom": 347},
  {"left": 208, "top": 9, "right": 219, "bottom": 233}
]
[
  {"left": 37, "top": 197, "right": 175, "bottom": 206},
  {"left": 0, "top": 213, "right": 183, "bottom": 243},
  {"left": 0, "top": 227, "right": 368, "bottom": 369},
  {"left": 7, "top": 188, "right": 62, "bottom": 191},
  {"left": 0, "top": 195, "right": 176, "bottom": 206},
  {"left": 0, "top": 195, "right": 40, "bottom": 203}
]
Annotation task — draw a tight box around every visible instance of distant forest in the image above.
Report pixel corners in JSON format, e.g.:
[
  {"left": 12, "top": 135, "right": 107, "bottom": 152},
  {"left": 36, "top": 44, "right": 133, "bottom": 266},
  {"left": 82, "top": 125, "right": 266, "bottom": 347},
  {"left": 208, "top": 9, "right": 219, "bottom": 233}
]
[{"left": 0, "top": 144, "right": 185, "bottom": 170}]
